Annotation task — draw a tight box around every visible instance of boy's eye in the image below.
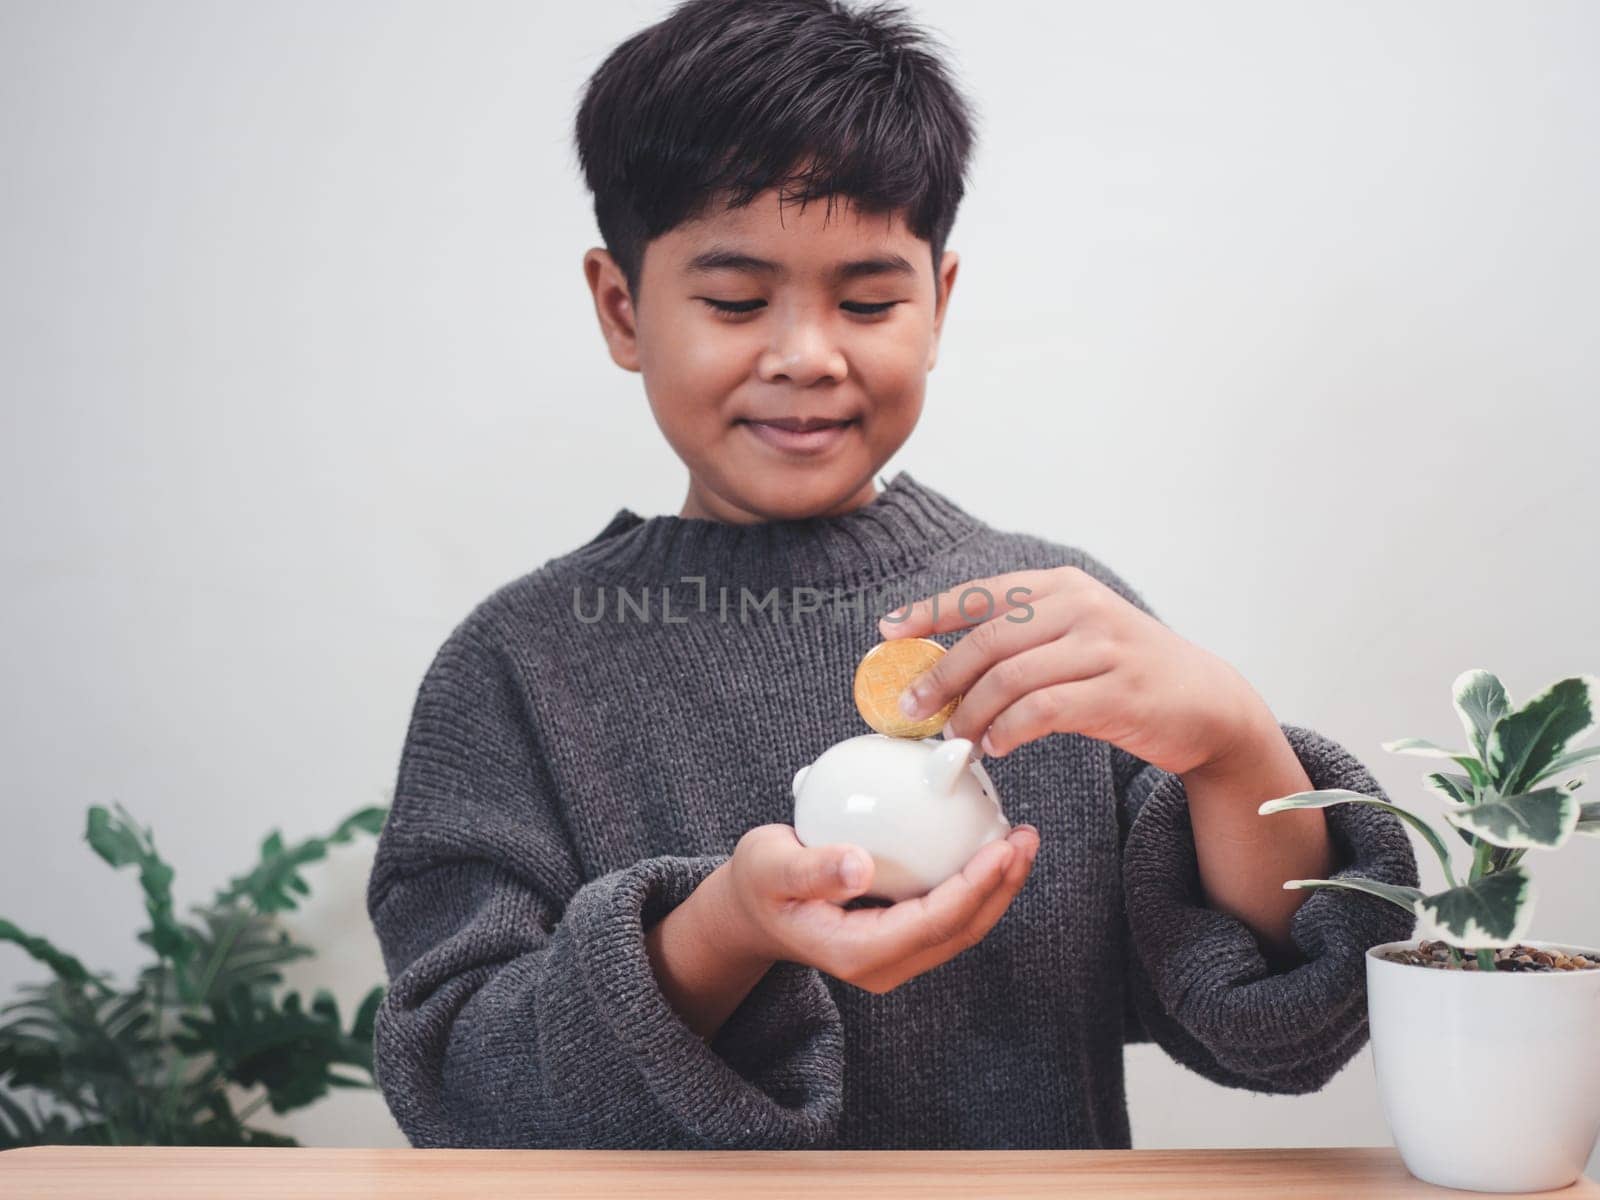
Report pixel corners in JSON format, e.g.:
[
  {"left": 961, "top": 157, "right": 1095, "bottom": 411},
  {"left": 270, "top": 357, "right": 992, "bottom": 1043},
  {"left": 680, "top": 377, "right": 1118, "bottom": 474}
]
[
  {"left": 701, "top": 298, "right": 765, "bottom": 314},
  {"left": 698, "top": 298, "right": 902, "bottom": 317}
]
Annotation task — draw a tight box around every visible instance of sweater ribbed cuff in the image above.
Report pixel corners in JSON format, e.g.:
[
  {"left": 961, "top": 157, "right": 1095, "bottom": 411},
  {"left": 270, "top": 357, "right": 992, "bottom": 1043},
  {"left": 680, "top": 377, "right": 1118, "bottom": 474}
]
[
  {"left": 572, "top": 853, "right": 845, "bottom": 1147},
  {"left": 1120, "top": 722, "right": 1419, "bottom": 1090}
]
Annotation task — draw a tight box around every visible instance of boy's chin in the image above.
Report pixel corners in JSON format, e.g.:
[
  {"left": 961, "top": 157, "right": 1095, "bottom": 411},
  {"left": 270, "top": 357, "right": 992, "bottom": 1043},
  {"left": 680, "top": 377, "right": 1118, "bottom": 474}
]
[{"left": 719, "top": 460, "right": 880, "bottom": 521}]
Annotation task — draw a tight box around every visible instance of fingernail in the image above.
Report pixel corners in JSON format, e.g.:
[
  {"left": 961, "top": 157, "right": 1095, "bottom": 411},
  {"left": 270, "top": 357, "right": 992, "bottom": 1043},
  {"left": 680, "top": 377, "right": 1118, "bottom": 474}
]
[
  {"left": 981, "top": 731, "right": 999, "bottom": 756},
  {"left": 899, "top": 683, "right": 927, "bottom": 717},
  {"left": 839, "top": 852, "right": 866, "bottom": 888}
]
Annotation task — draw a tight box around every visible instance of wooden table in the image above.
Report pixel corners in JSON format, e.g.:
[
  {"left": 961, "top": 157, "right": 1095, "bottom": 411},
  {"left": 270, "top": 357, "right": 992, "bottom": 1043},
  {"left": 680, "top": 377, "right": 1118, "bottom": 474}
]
[{"left": 1, "top": 1145, "right": 1595, "bottom": 1198}]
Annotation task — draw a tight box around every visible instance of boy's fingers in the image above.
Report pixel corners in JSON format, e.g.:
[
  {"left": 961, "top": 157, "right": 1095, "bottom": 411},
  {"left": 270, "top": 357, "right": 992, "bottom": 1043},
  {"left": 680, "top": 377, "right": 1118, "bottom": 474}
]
[
  {"left": 833, "top": 836, "right": 1017, "bottom": 971},
  {"left": 877, "top": 570, "right": 1048, "bottom": 639},
  {"left": 854, "top": 826, "right": 1040, "bottom": 989},
  {"left": 947, "top": 826, "right": 1038, "bottom": 946}
]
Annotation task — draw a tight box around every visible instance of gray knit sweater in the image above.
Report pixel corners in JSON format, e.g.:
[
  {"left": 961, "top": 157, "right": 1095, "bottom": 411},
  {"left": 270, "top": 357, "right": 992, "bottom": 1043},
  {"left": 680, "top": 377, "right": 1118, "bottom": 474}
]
[{"left": 365, "top": 470, "right": 1419, "bottom": 1150}]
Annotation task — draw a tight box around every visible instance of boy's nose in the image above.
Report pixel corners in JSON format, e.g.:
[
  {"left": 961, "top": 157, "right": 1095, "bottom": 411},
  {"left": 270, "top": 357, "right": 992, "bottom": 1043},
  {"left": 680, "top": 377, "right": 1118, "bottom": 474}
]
[{"left": 758, "top": 327, "right": 847, "bottom": 386}]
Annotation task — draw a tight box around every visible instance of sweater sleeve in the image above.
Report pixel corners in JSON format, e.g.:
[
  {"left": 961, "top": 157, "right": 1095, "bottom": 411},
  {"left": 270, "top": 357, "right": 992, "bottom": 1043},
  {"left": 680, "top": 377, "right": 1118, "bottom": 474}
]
[
  {"left": 365, "top": 619, "right": 846, "bottom": 1149},
  {"left": 1112, "top": 726, "right": 1419, "bottom": 1093},
  {"left": 1064, "top": 545, "right": 1419, "bottom": 1091}
]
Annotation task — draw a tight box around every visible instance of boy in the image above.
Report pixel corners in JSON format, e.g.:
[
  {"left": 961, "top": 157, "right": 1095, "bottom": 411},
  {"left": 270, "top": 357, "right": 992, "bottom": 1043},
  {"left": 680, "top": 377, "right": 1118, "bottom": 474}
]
[{"left": 366, "top": 0, "right": 1419, "bottom": 1150}]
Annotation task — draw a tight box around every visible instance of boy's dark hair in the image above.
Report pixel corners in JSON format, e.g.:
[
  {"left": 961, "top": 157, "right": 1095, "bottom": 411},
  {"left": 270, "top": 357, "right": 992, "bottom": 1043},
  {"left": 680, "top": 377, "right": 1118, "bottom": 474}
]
[{"left": 572, "top": 0, "right": 978, "bottom": 306}]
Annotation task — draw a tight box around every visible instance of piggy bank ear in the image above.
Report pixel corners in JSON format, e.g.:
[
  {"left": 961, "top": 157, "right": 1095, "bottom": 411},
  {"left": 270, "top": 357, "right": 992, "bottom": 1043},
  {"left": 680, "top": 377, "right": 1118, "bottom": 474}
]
[
  {"left": 792, "top": 764, "right": 811, "bottom": 800},
  {"left": 924, "top": 738, "right": 976, "bottom": 795}
]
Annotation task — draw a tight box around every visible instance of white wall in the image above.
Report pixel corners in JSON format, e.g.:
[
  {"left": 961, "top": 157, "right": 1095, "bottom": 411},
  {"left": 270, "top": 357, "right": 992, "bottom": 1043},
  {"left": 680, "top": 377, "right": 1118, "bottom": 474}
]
[{"left": 3, "top": 0, "right": 1596, "bottom": 1170}]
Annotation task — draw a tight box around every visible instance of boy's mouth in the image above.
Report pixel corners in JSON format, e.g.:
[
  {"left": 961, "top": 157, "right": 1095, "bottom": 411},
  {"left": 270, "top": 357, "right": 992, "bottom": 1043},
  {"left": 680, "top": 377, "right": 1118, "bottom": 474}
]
[{"left": 737, "top": 415, "right": 858, "bottom": 455}]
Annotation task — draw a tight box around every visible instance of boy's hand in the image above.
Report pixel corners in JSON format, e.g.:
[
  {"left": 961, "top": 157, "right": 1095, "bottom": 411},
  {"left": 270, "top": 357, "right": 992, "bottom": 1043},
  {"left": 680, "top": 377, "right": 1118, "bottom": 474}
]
[
  {"left": 879, "top": 567, "right": 1272, "bottom": 777},
  {"left": 712, "top": 822, "right": 1039, "bottom": 995}
]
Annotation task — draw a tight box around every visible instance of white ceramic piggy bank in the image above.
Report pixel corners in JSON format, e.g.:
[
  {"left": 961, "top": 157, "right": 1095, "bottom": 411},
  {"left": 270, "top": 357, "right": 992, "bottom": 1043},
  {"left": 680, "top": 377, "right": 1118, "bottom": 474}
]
[{"left": 791, "top": 733, "right": 1011, "bottom": 902}]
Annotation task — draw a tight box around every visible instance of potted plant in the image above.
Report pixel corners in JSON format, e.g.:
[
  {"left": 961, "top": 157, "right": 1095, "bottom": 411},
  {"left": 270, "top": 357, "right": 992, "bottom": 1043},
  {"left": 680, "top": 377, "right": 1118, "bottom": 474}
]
[
  {"left": 0, "top": 801, "right": 387, "bottom": 1147},
  {"left": 1259, "top": 669, "right": 1600, "bottom": 1193}
]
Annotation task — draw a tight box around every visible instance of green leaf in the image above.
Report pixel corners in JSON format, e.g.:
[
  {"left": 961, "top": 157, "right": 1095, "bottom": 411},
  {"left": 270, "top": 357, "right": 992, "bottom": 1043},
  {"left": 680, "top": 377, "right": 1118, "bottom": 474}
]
[
  {"left": 0, "top": 978, "right": 159, "bottom": 1130},
  {"left": 186, "top": 1091, "right": 301, "bottom": 1148},
  {"left": 174, "top": 983, "right": 376, "bottom": 1115},
  {"left": 3, "top": 802, "right": 388, "bottom": 1146},
  {"left": 1575, "top": 800, "right": 1600, "bottom": 838},
  {"left": 0, "top": 919, "right": 113, "bottom": 998},
  {"left": 345, "top": 986, "right": 383, "bottom": 1074},
  {"left": 1453, "top": 669, "right": 1512, "bottom": 764},
  {"left": 159, "top": 907, "right": 315, "bottom": 1008},
  {"left": 85, "top": 804, "right": 196, "bottom": 974},
  {"left": 1486, "top": 674, "right": 1600, "bottom": 796},
  {"left": 1260, "top": 788, "right": 1457, "bottom": 886},
  {"left": 0, "top": 1095, "right": 84, "bottom": 1150},
  {"left": 0, "top": 1042, "right": 72, "bottom": 1099},
  {"left": 0, "top": 1088, "right": 43, "bottom": 1146},
  {"left": 1415, "top": 866, "right": 1533, "bottom": 948},
  {"left": 213, "top": 807, "right": 388, "bottom": 914},
  {"left": 1280, "top": 876, "right": 1425, "bottom": 916},
  {"left": 1440, "top": 784, "right": 1579, "bottom": 849},
  {"left": 239, "top": 1128, "right": 300, "bottom": 1147},
  {"left": 350, "top": 986, "right": 381, "bottom": 1047}
]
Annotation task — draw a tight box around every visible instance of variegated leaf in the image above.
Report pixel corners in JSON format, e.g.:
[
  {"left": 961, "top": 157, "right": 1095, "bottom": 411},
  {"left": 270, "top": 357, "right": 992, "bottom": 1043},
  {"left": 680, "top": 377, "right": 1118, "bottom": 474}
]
[
  {"left": 1384, "top": 737, "right": 1470, "bottom": 759},
  {"left": 1528, "top": 743, "right": 1600, "bottom": 789},
  {"left": 1383, "top": 738, "right": 1489, "bottom": 785},
  {"left": 1422, "top": 771, "right": 1481, "bottom": 849},
  {"left": 1260, "top": 789, "right": 1456, "bottom": 882},
  {"left": 1486, "top": 674, "right": 1600, "bottom": 796},
  {"left": 1422, "top": 771, "right": 1475, "bottom": 807},
  {"left": 1576, "top": 800, "right": 1600, "bottom": 839},
  {"left": 1453, "top": 669, "right": 1511, "bottom": 763},
  {"left": 1415, "top": 866, "right": 1533, "bottom": 948},
  {"left": 1280, "top": 876, "right": 1425, "bottom": 917},
  {"left": 1440, "top": 785, "right": 1578, "bottom": 849}
]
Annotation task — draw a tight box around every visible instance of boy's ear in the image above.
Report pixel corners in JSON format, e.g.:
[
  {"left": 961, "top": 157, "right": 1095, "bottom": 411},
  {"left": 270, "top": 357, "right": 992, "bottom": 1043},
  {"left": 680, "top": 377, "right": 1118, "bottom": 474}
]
[
  {"left": 928, "top": 249, "right": 960, "bottom": 372},
  {"left": 583, "top": 247, "right": 641, "bottom": 372}
]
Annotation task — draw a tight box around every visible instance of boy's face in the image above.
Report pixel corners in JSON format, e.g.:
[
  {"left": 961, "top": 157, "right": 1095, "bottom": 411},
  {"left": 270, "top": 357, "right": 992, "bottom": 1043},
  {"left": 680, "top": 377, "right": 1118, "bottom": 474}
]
[{"left": 584, "top": 187, "right": 959, "bottom": 523}]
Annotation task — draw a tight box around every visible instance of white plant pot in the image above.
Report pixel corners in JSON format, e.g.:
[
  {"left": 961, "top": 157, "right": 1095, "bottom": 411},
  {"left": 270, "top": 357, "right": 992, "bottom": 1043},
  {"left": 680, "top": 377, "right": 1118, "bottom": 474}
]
[{"left": 1366, "top": 938, "right": 1600, "bottom": 1193}]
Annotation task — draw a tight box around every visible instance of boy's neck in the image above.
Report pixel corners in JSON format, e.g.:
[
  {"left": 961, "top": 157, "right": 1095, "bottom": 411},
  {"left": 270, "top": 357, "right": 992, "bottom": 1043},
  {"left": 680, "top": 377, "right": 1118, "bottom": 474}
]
[{"left": 679, "top": 474, "right": 882, "bottom": 523}]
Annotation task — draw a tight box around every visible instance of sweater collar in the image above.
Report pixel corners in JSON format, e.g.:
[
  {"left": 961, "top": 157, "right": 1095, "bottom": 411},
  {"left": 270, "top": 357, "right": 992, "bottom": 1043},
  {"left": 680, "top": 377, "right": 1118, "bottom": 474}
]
[{"left": 566, "top": 470, "right": 985, "bottom": 593}]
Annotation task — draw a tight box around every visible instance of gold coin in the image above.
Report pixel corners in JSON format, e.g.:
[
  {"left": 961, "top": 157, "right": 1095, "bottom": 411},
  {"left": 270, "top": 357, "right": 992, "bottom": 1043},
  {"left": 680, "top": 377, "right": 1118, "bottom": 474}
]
[{"left": 853, "top": 637, "right": 960, "bottom": 739}]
